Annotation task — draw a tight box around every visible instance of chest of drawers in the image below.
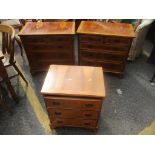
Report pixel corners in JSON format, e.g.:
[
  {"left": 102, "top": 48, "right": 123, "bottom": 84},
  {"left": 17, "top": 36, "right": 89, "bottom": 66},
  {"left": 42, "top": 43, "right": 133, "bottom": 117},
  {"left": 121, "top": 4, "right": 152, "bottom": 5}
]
[
  {"left": 19, "top": 22, "right": 75, "bottom": 73},
  {"left": 77, "top": 21, "right": 135, "bottom": 78},
  {"left": 41, "top": 65, "right": 105, "bottom": 131}
]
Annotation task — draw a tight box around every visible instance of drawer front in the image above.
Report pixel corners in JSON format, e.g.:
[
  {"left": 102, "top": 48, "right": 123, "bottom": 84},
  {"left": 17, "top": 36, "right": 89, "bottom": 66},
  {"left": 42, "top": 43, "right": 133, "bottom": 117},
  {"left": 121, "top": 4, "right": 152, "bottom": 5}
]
[
  {"left": 80, "top": 43, "right": 130, "bottom": 52},
  {"left": 21, "top": 35, "right": 74, "bottom": 44},
  {"left": 28, "top": 51, "right": 73, "bottom": 60},
  {"left": 44, "top": 97, "right": 102, "bottom": 111},
  {"left": 79, "top": 35, "right": 103, "bottom": 44},
  {"left": 79, "top": 35, "right": 132, "bottom": 46},
  {"left": 50, "top": 118, "right": 97, "bottom": 128},
  {"left": 80, "top": 50, "right": 127, "bottom": 62},
  {"left": 48, "top": 108, "right": 99, "bottom": 119},
  {"left": 80, "top": 58, "right": 124, "bottom": 73},
  {"left": 23, "top": 42, "right": 73, "bottom": 51}
]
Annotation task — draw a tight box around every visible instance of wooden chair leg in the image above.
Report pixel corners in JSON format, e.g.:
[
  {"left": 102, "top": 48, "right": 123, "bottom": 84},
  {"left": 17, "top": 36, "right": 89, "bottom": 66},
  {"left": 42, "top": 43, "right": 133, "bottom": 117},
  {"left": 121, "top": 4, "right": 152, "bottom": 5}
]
[
  {"left": 12, "top": 63, "right": 28, "bottom": 85},
  {"left": 4, "top": 78, "right": 19, "bottom": 103},
  {"left": 0, "top": 86, "right": 13, "bottom": 114},
  {"left": 0, "top": 98, "right": 13, "bottom": 114},
  {"left": 150, "top": 69, "right": 155, "bottom": 82},
  {"left": 15, "top": 36, "right": 23, "bottom": 57}
]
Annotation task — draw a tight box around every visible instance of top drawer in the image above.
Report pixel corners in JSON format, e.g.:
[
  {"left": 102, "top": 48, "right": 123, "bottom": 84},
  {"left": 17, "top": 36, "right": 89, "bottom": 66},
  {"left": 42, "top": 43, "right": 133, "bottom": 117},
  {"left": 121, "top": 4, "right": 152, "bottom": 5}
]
[
  {"left": 44, "top": 96, "right": 102, "bottom": 111},
  {"left": 79, "top": 34, "right": 132, "bottom": 46},
  {"left": 20, "top": 35, "right": 74, "bottom": 44}
]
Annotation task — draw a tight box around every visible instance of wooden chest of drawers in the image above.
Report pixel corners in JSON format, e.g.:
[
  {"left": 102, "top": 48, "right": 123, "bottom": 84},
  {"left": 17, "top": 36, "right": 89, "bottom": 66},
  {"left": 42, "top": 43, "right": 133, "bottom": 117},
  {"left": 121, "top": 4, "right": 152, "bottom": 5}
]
[
  {"left": 77, "top": 21, "right": 135, "bottom": 78},
  {"left": 41, "top": 65, "right": 105, "bottom": 131},
  {"left": 19, "top": 22, "right": 75, "bottom": 73}
]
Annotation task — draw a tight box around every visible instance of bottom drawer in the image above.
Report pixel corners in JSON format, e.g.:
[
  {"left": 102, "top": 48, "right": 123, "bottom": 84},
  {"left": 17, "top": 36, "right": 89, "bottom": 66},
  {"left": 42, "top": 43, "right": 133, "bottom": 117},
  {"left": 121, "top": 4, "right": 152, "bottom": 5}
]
[
  {"left": 80, "top": 58, "right": 124, "bottom": 73},
  {"left": 50, "top": 118, "right": 97, "bottom": 128},
  {"left": 29, "top": 60, "right": 74, "bottom": 72}
]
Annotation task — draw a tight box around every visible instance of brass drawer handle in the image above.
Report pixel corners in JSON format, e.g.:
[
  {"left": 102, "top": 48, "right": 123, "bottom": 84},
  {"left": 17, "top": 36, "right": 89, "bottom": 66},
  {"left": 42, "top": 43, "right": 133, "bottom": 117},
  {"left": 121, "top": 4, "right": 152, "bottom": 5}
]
[
  {"left": 85, "top": 104, "right": 94, "bottom": 107},
  {"left": 85, "top": 114, "right": 92, "bottom": 117},
  {"left": 52, "top": 101, "right": 60, "bottom": 106},
  {"left": 57, "top": 120, "right": 63, "bottom": 124},
  {"left": 84, "top": 122, "right": 91, "bottom": 125},
  {"left": 87, "top": 45, "right": 93, "bottom": 48},
  {"left": 58, "top": 45, "right": 63, "bottom": 48},
  {"left": 55, "top": 112, "right": 62, "bottom": 115}
]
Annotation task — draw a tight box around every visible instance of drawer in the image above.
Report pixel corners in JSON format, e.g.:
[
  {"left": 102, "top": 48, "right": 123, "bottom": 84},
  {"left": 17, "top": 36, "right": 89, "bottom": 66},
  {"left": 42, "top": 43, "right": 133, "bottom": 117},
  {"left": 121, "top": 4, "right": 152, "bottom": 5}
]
[
  {"left": 50, "top": 118, "right": 97, "bottom": 128},
  {"left": 44, "top": 97, "right": 102, "bottom": 110},
  {"left": 80, "top": 58, "right": 124, "bottom": 72},
  {"left": 79, "top": 35, "right": 132, "bottom": 46},
  {"left": 80, "top": 50, "right": 127, "bottom": 62},
  {"left": 102, "top": 36, "right": 131, "bottom": 45},
  {"left": 21, "top": 35, "right": 74, "bottom": 44},
  {"left": 28, "top": 51, "right": 73, "bottom": 60},
  {"left": 48, "top": 108, "right": 99, "bottom": 119},
  {"left": 79, "top": 35, "right": 103, "bottom": 44},
  {"left": 28, "top": 59, "right": 74, "bottom": 72},
  {"left": 80, "top": 43, "right": 130, "bottom": 52},
  {"left": 23, "top": 43, "right": 73, "bottom": 51}
]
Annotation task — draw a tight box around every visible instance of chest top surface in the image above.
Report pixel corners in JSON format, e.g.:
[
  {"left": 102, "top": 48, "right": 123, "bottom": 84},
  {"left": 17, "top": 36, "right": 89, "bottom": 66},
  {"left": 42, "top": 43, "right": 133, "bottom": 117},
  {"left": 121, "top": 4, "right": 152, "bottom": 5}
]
[
  {"left": 19, "top": 22, "right": 75, "bottom": 35},
  {"left": 77, "top": 21, "right": 135, "bottom": 38},
  {"left": 41, "top": 65, "right": 105, "bottom": 98}
]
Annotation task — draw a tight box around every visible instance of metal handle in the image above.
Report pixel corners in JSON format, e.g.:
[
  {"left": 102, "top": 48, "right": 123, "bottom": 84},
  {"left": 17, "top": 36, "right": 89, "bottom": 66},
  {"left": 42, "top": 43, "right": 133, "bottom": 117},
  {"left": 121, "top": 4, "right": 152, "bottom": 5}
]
[
  {"left": 58, "top": 45, "right": 63, "bottom": 48},
  {"left": 55, "top": 112, "right": 62, "bottom": 115},
  {"left": 85, "top": 104, "right": 94, "bottom": 108},
  {"left": 57, "top": 121, "right": 63, "bottom": 124},
  {"left": 84, "top": 122, "right": 90, "bottom": 125},
  {"left": 52, "top": 101, "right": 60, "bottom": 106},
  {"left": 85, "top": 114, "right": 92, "bottom": 117}
]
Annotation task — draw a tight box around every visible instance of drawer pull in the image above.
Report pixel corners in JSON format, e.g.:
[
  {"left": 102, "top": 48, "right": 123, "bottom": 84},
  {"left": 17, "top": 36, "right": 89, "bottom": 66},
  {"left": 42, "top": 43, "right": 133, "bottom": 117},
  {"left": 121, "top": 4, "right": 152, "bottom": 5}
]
[
  {"left": 55, "top": 112, "right": 62, "bottom": 115},
  {"left": 85, "top": 114, "right": 92, "bottom": 117},
  {"left": 57, "top": 121, "right": 63, "bottom": 124},
  {"left": 52, "top": 102, "right": 60, "bottom": 106},
  {"left": 58, "top": 45, "right": 63, "bottom": 48},
  {"left": 84, "top": 122, "right": 91, "bottom": 125},
  {"left": 85, "top": 104, "right": 94, "bottom": 107}
]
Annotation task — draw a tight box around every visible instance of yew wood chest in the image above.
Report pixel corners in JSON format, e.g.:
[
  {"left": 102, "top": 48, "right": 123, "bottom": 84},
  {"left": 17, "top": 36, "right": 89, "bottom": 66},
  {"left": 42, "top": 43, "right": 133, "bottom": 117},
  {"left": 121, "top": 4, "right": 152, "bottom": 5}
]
[
  {"left": 77, "top": 21, "right": 135, "bottom": 78},
  {"left": 41, "top": 65, "right": 105, "bottom": 131},
  {"left": 19, "top": 22, "right": 75, "bottom": 73}
]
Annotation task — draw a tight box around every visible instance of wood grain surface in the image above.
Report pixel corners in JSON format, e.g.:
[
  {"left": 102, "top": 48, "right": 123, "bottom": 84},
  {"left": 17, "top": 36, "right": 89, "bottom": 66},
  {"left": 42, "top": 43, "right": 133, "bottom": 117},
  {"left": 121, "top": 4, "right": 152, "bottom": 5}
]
[
  {"left": 41, "top": 65, "right": 105, "bottom": 98},
  {"left": 77, "top": 21, "right": 135, "bottom": 38},
  {"left": 19, "top": 22, "right": 75, "bottom": 35}
]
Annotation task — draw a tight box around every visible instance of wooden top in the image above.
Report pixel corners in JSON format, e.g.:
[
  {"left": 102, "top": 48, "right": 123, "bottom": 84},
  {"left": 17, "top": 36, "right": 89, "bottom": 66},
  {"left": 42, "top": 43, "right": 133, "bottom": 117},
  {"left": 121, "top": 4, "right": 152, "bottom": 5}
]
[
  {"left": 77, "top": 21, "right": 135, "bottom": 38},
  {"left": 19, "top": 22, "right": 75, "bottom": 35},
  {"left": 41, "top": 65, "right": 105, "bottom": 98}
]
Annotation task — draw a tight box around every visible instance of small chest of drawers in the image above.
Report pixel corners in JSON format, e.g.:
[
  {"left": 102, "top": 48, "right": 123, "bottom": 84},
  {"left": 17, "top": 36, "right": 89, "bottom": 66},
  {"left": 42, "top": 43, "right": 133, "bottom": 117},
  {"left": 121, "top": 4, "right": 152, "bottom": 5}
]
[
  {"left": 41, "top": 65, "right": 105, "bottom": 131},
  {"left": 77, "top": 21, "right": 135, "bottom": 78},
  {"left": 19, "top": 22, "right": 75, "bottom": 73}
]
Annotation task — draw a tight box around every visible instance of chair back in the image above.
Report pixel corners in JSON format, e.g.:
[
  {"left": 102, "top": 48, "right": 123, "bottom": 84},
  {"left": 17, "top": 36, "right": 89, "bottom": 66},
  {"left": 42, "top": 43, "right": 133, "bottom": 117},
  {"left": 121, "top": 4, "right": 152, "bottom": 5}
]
[{"left": 0, "top": 24, "right": 15, "bottom": 63}]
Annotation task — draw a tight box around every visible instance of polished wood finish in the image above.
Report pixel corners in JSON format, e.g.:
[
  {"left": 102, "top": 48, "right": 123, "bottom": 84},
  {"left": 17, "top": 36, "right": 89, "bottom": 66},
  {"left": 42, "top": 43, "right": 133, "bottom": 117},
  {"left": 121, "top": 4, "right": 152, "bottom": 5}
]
[
  {"left": 41, "top": 65, "right": 105, "bottom": 97},
  {"left": 77, "top": 21, "right": 135, "bottom": 37},
  {"left": 41, "top": 65, "right": 105, "bottom": 131},
  {"left": 77, "top": 21, "right": 135, "bottom": 77},
  {"left": 19, "top": 22, "right": 75, "bottom": 73},
  {"left": 19, "top": 22, "right": 75, "bottom": 35}
]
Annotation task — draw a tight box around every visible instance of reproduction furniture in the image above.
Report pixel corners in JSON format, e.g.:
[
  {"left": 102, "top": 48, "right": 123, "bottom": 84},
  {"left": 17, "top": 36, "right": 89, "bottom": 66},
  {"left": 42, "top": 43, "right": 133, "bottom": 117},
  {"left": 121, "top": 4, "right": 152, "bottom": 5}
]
[
  {"left": 0, "top": 24, "right": 28, "bottom": 103},
  {"left": 41, "top": 65, "right": 105, "bottom": 131},
  {"left": 19, "top": 22, "right": 75, "bottom": 73},
  {"left": 77, "top": 21, "right": 135, "bottom": 77}
]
